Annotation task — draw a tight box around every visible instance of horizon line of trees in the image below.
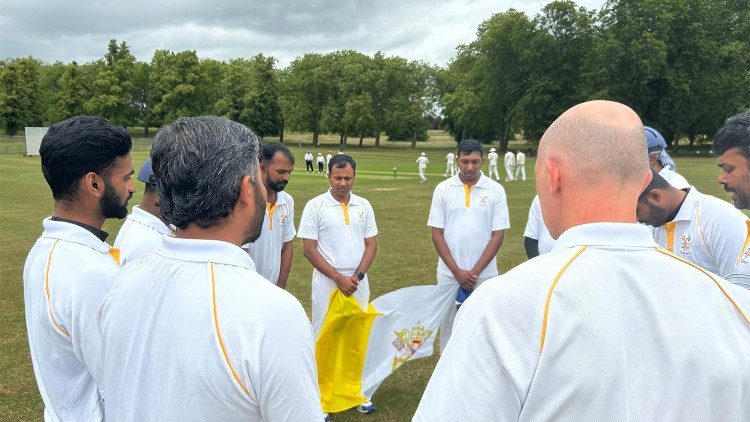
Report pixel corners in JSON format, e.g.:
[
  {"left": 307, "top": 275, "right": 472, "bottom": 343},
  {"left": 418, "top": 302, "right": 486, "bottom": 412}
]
[{"left": 1, "top": 0, "right": 748, "bottom": 151}]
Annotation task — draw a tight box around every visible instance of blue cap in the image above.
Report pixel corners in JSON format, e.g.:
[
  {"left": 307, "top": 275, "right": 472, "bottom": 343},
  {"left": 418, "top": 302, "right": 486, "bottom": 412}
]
[
  {"left": 644, "top": 126, "right": 667, "bottom": 152},
  {"left": 137, "top": 158, "right": 155, "bottom": 185}
]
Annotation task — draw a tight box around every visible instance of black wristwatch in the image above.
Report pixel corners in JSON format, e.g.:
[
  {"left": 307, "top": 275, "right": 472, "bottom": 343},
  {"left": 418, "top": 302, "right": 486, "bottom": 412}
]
[{"left": 355, "top": 271, "right": 366, "bottom": 281}]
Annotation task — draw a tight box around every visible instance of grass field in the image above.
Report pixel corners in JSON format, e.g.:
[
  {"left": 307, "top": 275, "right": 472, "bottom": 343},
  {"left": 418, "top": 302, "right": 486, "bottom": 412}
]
[{"left": 0, "top": 131, "right": 743, "bottom": 421}]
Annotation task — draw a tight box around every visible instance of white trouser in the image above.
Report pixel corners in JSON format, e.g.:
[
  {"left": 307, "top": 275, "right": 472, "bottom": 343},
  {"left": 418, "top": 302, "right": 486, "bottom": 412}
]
[
  {"left": 437, "top": 272, "right": 492, "bottom": 352},
  {"left": 515, "top": 165, "right": 525, "bottom": 181},
  {"left": 444, "top": 163, "right": 455, "bottom": 177},
  {"left": 504, "top": 164, "right": 515, "bottom": 181},
  {"left": 311, "top": 269, "right": 370, "bottom": 338},
  {"left": 418, "top": 166, "right": 427, "bottom": 182},
  {"left": 488, "top": 164, "right": 500, "bottom": 181}
]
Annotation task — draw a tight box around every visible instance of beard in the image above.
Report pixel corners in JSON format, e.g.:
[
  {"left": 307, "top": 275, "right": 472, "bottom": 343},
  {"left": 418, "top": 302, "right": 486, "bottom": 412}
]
[
  {"left": 101, "top": 182, "right": 130, "bottom": 219},
  {"left": 243, "top": 183, "right": 266, "bottom": 244},
  {"left": 266, "top": 177, "right": 288, "bottom": 192}
]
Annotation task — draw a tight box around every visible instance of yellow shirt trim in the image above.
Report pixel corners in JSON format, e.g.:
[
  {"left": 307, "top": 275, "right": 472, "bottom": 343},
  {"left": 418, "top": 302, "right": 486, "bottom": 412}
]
[
  {"left": 463, "top": 185, "right": 473, "bottom": 207},
  {"left": 540, "top": 246, "right": 587, "bottom": 352},
  {"left": 267, "top": 203, "right": 278, "bottom": 230},
  {"left": 340, "top": 203, "right": 350, "bottom": 225},
  {"left": 656, "top": 248, "right": 750, "bottom": 326},
  {"left": 738, "top": 220, "right": 750, "bottom": 265},
  {"left": 665, "top": 221, "right": 676, "bottom": 252},
  {"left": 44, "top": 239, "right": 70, "bottom": 338},
  {"left": 210, "top": 262, "right": 250, "bottom": 397},
  {"left": 108, "top": 247, "right": 121, "bottom": 266}
]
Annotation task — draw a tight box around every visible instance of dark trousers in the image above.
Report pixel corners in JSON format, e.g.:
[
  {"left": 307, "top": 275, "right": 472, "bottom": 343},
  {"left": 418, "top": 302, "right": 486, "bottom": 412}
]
[
  {"left": 318, "top": 162, "right": 324, "bottom": 172},
  {"left": 306, "top": 160, "right": 314, "bottom": 172}
]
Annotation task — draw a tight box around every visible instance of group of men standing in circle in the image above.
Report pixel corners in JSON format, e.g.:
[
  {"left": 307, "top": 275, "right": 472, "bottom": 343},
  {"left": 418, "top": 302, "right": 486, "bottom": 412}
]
[{"left": 21, "top": 103, "right": 750, "bottom": 421}]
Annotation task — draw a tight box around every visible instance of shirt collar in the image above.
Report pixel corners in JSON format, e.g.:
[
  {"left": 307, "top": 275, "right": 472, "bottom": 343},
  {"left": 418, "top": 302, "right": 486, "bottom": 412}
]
[
  {"left": 42, "top": 217, "right": 112, "bottom": 252},
  {"left": 269, "top": 191, "right": 289, "bottom": 206},
  {"left": 129, "top": 206, "right": 172, "bottom": 234},
  {"left": 48, "top": 216, "right": 109, "bottom": 242},
  {"left": 322, "top": 190, "right": 360, "bottom": 207},
  {"left": 449, "top": 171, "right": 488, "bottom": 188},
  {"left": 671, "top": 187, "right": 700, "bottom": 222},
  {"left": 552, "top": 222, "right": 658, "bottom": 251},
  {"left": 157, "top": 236, "right": 256, "bottom": 271}
]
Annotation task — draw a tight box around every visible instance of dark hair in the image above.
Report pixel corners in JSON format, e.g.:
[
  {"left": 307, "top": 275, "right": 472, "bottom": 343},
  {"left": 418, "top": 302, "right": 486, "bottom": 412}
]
[
  {"left": 458, "top": 139, "right": 483, "bottom": 157},
  {"left": 638, "top": 170, "right": 673, "bottom": 201},
  {"left": 261, "top": 142, "right": 295, "bottom": 165},
  {"left": 328, "top": 154, "right": 356, "bottom": 173},
  {"left": 714, "top": 112, "right": 750, "bottom": 159},
  {"left": 151, "top": 116, "right": 260, "bottom": 230},
  {"left": 39, "top": 116, "right": 132, "bottom": 201}
]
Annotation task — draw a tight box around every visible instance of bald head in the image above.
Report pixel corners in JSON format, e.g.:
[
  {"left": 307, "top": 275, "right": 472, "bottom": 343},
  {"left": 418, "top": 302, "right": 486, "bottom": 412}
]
[
  {"left": 536, "top": 101, "right": 651, "bottom": 238},
  {"left": 538, "top": 100, "right": 648, "bottom": 184}
]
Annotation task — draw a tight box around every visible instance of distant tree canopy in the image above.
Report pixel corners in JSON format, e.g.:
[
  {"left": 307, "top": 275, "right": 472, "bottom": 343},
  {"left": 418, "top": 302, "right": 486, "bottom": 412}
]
[{"left": 0, "top": 0, "right": 747, "bottom": 147}]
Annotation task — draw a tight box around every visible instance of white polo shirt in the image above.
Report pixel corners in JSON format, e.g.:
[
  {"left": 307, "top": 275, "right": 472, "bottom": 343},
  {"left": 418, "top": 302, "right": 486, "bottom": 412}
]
[
  {"left": 734, "top": 221, "right": 750, "bottom": 289},
  {"left": 416, "top": 156, "right": 429, "bottom": 168},
  {"left": 243, "top": 191, "right": 296, "bottom": 285},
  {"left": 523, "top": 195, "right": 555, "bottom": 254},
  {"left": 23, "top": 218, "right": 120, "bottom": 422},
  {"left": 516, "top": 151, "right": 525, "bottom": 165},
  {"left": 415, "top": 222, "right": 750, "bottom": 421},
  {"left": 487, "top": 152, "right": 498, "bottom": 166},
  {"left": 113, "top": 205, "right": 172, "bottom": 266},
  {"left": 428, "top": 173, "right": 510, "bottom": 278},
  {"left": 504, "top": 151, "right": 515, "bottom": 166},
  {"left": 297, "top": 190, "right": 378, "bottom": 273},
  {"left": 99, "top": 236, "right": 323, "bottom": 421},
  {"left": 651, "top": 187, "right": 750, "bottom": 286},
  {"left": 659, "top": 166, "right": 690, "bottom": 189},
  {"left": 446, "top": 152, "right": 455, "bottom": 163}
]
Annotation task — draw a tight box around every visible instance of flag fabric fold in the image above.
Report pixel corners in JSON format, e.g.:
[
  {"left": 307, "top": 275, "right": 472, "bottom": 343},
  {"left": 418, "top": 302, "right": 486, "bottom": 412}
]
[{"left": 316, "top": 284, "right": 459, "bottom": 413}]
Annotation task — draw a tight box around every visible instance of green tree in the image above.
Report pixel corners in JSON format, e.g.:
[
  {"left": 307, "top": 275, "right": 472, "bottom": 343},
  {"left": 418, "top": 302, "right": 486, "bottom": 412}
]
[
  {"left": 282, "top": 53, "right": 337, "bottom": 146},
  {"left": 241, "top": 55, "right": 282, "bottom": 138},
  {"left": 148, "top": 49, "right": 207, "bottom": 125},
  {"left": 0, "top": 57, "right": 43, "bottom": 135},
  {"left": 85, "top": 40, "right": 136, "bottom": 126},
  {"left": 54, "top": 61, "right": 90, "bottom": 122}
]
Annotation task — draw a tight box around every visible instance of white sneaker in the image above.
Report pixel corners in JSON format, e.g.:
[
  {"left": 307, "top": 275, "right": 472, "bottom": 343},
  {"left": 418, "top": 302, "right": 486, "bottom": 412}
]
[{"left": 356, "top": 401, "right": 376, "bottom": 414}]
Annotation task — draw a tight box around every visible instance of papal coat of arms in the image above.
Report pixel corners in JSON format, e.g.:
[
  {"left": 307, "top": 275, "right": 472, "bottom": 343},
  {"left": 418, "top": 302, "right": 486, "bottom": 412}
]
[{"left": 391, "top": 322, "right": 433, "bottom": 370}]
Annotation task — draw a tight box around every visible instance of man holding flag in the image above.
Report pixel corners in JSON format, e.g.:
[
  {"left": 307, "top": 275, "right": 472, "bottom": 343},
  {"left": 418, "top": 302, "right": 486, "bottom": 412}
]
[{"left": 298, "top": 153, "right": 379, "bottom": 414}]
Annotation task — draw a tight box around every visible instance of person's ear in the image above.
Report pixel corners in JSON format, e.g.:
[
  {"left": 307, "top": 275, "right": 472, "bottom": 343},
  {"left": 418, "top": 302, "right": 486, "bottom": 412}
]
[
  {"left": 543, "top": 158, "right": 561, "bottom": 195},
  {"left": 82, "top": 172, "right": 105, "bottom": 198}
]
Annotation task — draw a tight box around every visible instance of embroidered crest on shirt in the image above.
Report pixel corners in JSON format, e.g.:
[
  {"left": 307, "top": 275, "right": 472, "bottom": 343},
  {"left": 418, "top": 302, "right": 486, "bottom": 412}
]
[
  {"left": 391, "top": 322, "right": 433, "bottom": 371},
  {"left": 741, "top": 247, "right": 750, "bottom": 265},
  {"left": 357, "top": 210, "right": 366, "bottom": 222},
  {"left": 279, "top": 213, "right": 288, "bottom": 225},
  {"left": 679, "top": 234, "right": 691, "bottom": 254},
  {"left": 479, "top": 195, "right": 489, "bottom": 206}
]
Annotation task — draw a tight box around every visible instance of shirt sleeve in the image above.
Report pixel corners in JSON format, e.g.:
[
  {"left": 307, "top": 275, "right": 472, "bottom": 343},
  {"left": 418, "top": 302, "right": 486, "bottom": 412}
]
[
  {"left": 715, "top": 215, "right": 750, "bottom": 285},
  {"left": 491, "top": 185, "right": 510, "bottom": 231},
  {"left": 283, "top": 197, "right": 296, "bottom": 243},
  {"left": 296, "top": 199, "right": 319, "bottom": 240},
  {"left": 364, "top": 199, "right": 378, "bottom": 238},
  {"left": 524, "top": 196, "right": 542, "bottom": 239},
  {"left": 427, "top": 184, "right": 445, "bottom": 228}
]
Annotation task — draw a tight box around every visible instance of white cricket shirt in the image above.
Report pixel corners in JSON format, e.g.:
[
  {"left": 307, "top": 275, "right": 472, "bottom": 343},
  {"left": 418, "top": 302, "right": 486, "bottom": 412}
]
[
  {"left": 445, "top": 152, "right": 455, "bottom": 163},
  {"left": 734, "top": 220, "right": 750, "bottom": 289},
  {"left": 651, "top": 187, "right": 750, "bottom": 286},
  {"left": 487, "top": 152, "right": 498, "bottom": 166},
  {"left": 113, "top": 205, "right": 172, "bottom": 265},
  {"left": 659, "top": 166, "right": 690, "bottom": 189},
  {"left": 297, "top": 190, "right": 378, "bottom": 273},
  {"left": 24, "top": 218, "right": 120, "bottom": 421},
  {"left": 415, "top": 222, "right": 750, "bottom": 421},
  {"left": 504, "top": 151, "right": 515, "bottom": 166},
  {"left": 99, "top": 236, "right": 323, "bottom": 421},
  {"left": 516, "top": 151, "right": 525, "bottom": 165},
  {"left": 243, "top": 191, "right": 296, "bottom": 285},
  {"left": 523, "top": 195, "right": 555, "bottom": 254},
  {"left": 416, "top": 156, "right": 429, "bottom": 168},
  {"left": 428, "top": 173, "right": 510, "bottom": 278}
]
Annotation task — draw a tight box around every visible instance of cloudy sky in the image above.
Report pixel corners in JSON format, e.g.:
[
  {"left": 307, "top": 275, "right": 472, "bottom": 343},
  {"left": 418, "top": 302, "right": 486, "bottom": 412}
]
[{"left": 1, "top": 0, "right": 606, "bottom": 68}]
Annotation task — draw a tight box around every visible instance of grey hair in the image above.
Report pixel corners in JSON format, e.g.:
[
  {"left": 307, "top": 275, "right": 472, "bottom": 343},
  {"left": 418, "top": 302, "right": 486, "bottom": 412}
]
[{"left": 150, "top": 116, "right": 260, "bottom": 229}]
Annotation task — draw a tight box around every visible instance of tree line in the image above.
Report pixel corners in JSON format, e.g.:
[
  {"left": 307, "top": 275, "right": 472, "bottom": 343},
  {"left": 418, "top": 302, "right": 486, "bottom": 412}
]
[{"left": 1, "top": 0, "right": 748, "bottom": 149}]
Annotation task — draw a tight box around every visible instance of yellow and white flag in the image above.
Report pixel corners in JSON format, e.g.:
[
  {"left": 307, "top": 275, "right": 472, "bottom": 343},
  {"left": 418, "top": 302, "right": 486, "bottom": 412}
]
[{"left": 316, "top": 284, "right": 458, "bottom": 413}]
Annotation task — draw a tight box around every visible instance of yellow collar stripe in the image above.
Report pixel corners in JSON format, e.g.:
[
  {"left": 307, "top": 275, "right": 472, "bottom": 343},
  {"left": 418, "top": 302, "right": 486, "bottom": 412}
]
[
  {"left": 665, "top": 221, "right": 676, "bottom": 252},
  {"left": 267, "top": 203, "right": 278, "bottom": 230},
  {"left": 463, "top": 185, "right": 473, "bottom": 208},
  {"left": 340, "top": 203, "right": 350, "bottom": 225}
]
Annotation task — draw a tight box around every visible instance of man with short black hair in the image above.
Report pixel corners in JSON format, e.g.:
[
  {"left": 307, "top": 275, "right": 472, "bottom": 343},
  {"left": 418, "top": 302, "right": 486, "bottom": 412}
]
[
  {"left": 244, "top": 142, "right": 296, "bottom": 288},
  {"left": 114, "top": 158, "right": 172, "bottom": 266},
  {"left": 428, "top": 139, "right": 510, "bottom": 351},
  {"left": 715, "top": 112, "right": 750, "bottom": 210},
  {"left": 637, "top": 170, "right": 750, "bottom": 288},
  {"left": 99, "top": 116, "right": 323, "bottom": 420},
  {"left": 24, "top": 115, "right": 135, "bottom": 421},
  {"left": 298, "top": 153, "right": 378, "bottom": 415}
]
